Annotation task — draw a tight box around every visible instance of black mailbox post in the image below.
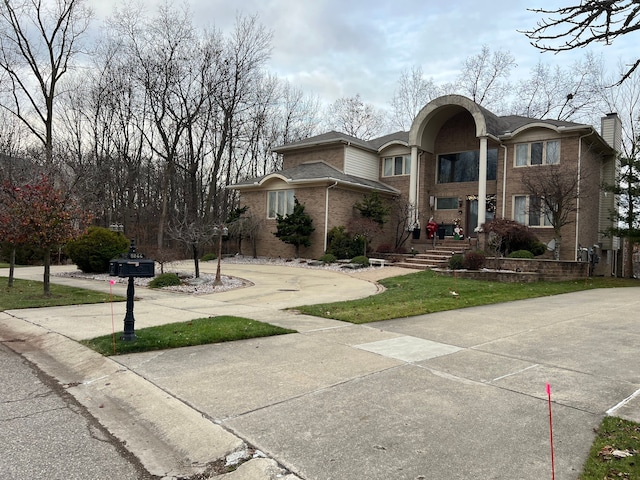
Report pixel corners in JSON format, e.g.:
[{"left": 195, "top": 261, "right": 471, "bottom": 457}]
[{"left": 109, "top": 240, "right": 155, "bottom": 341}]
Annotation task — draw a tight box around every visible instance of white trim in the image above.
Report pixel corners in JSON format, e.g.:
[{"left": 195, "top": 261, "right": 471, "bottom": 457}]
[{"left": 477, "top": 137, "right": 488, "bottom": 230}]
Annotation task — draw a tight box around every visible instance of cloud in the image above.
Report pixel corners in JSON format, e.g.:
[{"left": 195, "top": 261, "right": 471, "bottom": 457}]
[{"left": 87, "top": 0, "right": 639, "bottom": 110}]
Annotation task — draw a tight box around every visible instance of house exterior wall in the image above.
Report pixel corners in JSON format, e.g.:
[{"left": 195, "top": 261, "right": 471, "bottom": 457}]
[
  {"left": 234, "top": 97, "right": 615, "bottom": 265},
  {"left": 282, "top": 145, "right": 345, "bottom": 171},
  {"left": 419, "top": 111, "right": 499, "bottom": 237},
  {"left": 236, "top": 183, "right": 376, "bottom": 259},
  {"left": 499, "top": 132, "right": 581, "bottom": 261},
  {"left": 578, "top": 143, "right": 607, "bottom": 257},
  {"left": 345, "top": 146, "right": 379, "bottom": 180}
]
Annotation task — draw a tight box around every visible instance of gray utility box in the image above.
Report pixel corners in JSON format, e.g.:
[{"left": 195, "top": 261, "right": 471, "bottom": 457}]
[{"left": 109, "top": 256, "right": 155, "bottom": 278}]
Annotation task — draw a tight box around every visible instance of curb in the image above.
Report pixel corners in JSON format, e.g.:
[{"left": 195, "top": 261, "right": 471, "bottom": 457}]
[{"left": 0, "top": 315, "right": 298, "bottom": 479}]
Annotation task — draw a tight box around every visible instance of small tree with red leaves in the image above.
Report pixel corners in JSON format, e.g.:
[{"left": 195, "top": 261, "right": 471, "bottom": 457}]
[{"left": 10, "top": 176, "right": 90, "bottom": 296}]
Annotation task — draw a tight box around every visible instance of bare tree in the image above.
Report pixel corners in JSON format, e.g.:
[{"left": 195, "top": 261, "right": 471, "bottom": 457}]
[
  {"left": 166, "top": 218, "right": 218, "bottom": 278},
  {"left": 520, "top": 164, "right": 582, "bottom": 259},
  {"left": 389, "top": 194, "right": 414, "bottom": 251},
  {"left": 390, "top": 66, "right": 441, "bottom": 131},
  {"left": 325, "top": 94, "right": 388, "bottom": 140},
  {"left": 523, "top": 1, "right": 640, "bottom": 85},
  {"left": 203, "top": 13, "right": 273, "bottom": 221},
  {"left": 0, "top": 0, "right": 92, "bottom": 165},
  {"left": 454, "top": 45, "right": 516, "bottom": 111},
  {"left": 599, "top": 59, "right": 640, "bottom": 157},
  {"left": 110, "top": 2, "right": 225, "bottom": 248},
  {"left": 511, "top": 53, "right": 605, "bottom": 123},
  {"left": 226, "top": 208, "right": 264, "bottom": 258}
]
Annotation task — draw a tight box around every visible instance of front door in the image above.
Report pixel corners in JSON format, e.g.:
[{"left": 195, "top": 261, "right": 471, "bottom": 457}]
[{"left": 467, "top": 197, "right": 496, "bottom": 236}]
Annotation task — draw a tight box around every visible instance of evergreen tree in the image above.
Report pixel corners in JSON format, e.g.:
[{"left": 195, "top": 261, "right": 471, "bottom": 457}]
[
  {"left": 274, "top": 198, "right": 315, "bottom": 258},
  {"left": 354, "top": 192, "right": 390, "bottom": 226},
  {"left": 604, "top": 152, "right": 640, "bottom": 278}
]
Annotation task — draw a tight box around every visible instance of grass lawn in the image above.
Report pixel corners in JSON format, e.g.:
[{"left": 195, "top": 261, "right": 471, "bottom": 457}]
[
  {"left": 580, "top": 416, "right": 640, "bottom": 479},
  {"left": 81, "top": 316, "right": 296, "bottom": 356},
  {"left": 0, "top": 277, "right": 123, "bottom": 310},
  {"left": 293, "top": 270, "right": 639, "bottom": 323}
]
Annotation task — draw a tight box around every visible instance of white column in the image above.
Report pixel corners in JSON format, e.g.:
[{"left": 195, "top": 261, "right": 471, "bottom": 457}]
[
  {"left": 409, "top": 146, "right": 419, "bottom": 227},
  {"left": 477, "top": 137, "right": 487, "bottom": 231}
]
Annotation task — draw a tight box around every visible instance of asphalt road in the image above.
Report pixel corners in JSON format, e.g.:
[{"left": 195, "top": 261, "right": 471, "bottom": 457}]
[{"left": 0, "top": 343, "right": 154, "bottom": 480}]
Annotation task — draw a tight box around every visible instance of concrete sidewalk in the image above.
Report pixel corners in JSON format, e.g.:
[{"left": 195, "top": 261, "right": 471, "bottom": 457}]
[{"left": 1, "top": 264, "right": 640, "bottom": 479}]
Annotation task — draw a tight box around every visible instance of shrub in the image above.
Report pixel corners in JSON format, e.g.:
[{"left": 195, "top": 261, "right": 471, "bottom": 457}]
[
  {"left": 319, "top": 253, "right": 337, "bottom": 264},
  {"left": 201, "top": 253, "right": 217, "bottom": 262},
  {"left": 351, "top": 255, "right": 370, "bottom": 267},
  {"left": 448, "top": 254, "right": 464, "bottom": 270},
  {"left": 508, "top": 250, "right": 534, "bottom": 259},
  {"left": 375, "top": 243, "right": 393, "bottom": 253},
  {"left": 483, "top": 218, "right": 542, "bottom": 256},
  {"left": 148, "top": 273, "right": 181, "bottom": 288},
  {"left": 530, "top": 241, "right": 547, "bottom": 256},
  {"left": 326, "top": 226, "right": 365, "bottom": 259},
  {"left": 66, "top": 226, "right": 129, "bottom": 273},
  {"left": 463, "top": 251, "right": 486, "bottom": 270}
]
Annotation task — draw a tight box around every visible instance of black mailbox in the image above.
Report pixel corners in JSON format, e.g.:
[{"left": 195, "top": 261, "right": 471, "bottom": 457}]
[
  {"left": 111, "top": 258, "right": 155, "bottom": 278},
  {"left": 109, "top": 240, "right": 155, "bottom": 278},
  {"left": 108, "top": 239, "right": 154, "bottom": 341}
]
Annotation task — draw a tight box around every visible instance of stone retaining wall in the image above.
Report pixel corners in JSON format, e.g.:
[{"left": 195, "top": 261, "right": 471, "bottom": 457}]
[{"left": 434, "top": 258, "right": 588, "bottom": 282}]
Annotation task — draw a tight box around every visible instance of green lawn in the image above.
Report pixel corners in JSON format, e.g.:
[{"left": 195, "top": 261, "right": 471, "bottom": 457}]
[
  {"left": 0, "top": 277, "right": 123, "bottom": 310},
  {"left": 82, "top": 316, "right": 295, "bottom": 356},
  {"left": 580, "top": 416, "right": 640, "bottom": 479},
  {"left": 293, "top": 270, "right": 639, "bottom": 323}
]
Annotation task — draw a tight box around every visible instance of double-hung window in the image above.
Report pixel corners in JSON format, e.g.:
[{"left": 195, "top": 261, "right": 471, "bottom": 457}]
[
  {"left": 515, "top": 140, "right": 560, "bottom": 166},
  {"left": 383, "top": 155, "right": 411, "bottom": 176},
  {"left": 267, "top": 190, "right": 295, "bottom": 219},
  {"left": 513, "top": 195, "right": 552, "bottom": 226}
]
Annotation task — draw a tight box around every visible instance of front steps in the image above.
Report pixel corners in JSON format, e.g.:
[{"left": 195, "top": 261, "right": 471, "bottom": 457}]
[{"left": 394, "top": 239, "right": 471, "bottom": 270}]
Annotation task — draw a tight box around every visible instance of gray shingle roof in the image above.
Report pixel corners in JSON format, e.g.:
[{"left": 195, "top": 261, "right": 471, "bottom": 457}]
[
  {"left": 273, "top": 115, "right": 588, "bottom": 153},
  {"left": 499, "top": 115, "right": 584, "bottom": 135},
  {"left": 273, "top": 131, "right": 375, "bottom": 153},
  {"left": 231, "top": 161, "right": 399, "bottom": 194}
]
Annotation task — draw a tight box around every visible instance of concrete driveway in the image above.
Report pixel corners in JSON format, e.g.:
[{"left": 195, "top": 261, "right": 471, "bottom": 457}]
[{"left": 2, "top": 263, "right": 640, "bottom": 479}]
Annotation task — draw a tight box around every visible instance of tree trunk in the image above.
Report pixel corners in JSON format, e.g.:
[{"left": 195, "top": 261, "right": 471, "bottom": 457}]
[
  {"left": 43, "top": 247, "right": 51, "bottom": 297},
  {"left": 553, "top": 228, "right": 562, "bottom": 261},
  {"left": 192, "top": 243, "right": 200, "bottom": 278},
  {"left": 8, "top": 247, "right": 16, "bottom": 288}
]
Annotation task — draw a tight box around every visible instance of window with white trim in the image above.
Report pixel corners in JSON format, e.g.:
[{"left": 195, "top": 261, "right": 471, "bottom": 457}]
[
  {"left": 383, "top": 155, "right": 411, "bottom": 176},
  {"left": 437, "top": 148, "right": 498, "bottom": 183},
  {"left": 513, "top": 195, "right": 552, "bottom": 226},
  {"left": 267, "top": 190, "right": 295, "bottom": 219},
  {"left": 435, "top": 197, "right": 459, "bottom": 210},
  {"left": 515, "top": 140, "right": 560, "bottom": 166}
]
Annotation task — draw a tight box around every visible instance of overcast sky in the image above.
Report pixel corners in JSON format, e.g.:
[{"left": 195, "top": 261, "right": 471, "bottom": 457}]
[{"left": 88, "top": 0, "right": 638, "bottom": 110}]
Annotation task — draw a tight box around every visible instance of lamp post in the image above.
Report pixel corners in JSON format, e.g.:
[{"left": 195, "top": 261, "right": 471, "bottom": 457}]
[{"left": 213, "top": 225, "right": 228, "bottom": 286}]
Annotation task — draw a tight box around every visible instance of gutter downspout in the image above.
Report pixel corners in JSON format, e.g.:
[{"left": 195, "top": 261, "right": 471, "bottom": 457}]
[
  {"left": 501, "top": 144, "right": 508, "bottom": 218},
  {"left": 324, "top": 182, "right": 339, "bottom": 252}
]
